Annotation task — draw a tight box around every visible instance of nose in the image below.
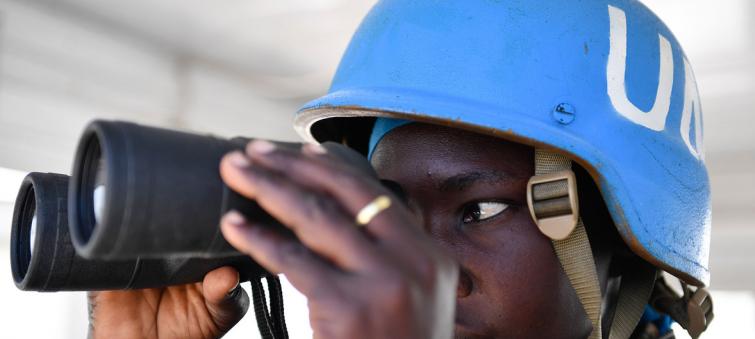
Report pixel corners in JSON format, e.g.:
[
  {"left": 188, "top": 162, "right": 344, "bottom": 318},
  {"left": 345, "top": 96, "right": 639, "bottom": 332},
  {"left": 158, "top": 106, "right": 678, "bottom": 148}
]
[{"left": 422, "top": 217, "right": 474, "bottom": 299}]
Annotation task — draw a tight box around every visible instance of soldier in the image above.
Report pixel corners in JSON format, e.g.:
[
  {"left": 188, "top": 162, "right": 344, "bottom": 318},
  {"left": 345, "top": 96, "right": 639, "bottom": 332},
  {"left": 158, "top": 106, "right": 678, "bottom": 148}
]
[{"left": 88, "top": 1, "right": 712, "bottom": 338}]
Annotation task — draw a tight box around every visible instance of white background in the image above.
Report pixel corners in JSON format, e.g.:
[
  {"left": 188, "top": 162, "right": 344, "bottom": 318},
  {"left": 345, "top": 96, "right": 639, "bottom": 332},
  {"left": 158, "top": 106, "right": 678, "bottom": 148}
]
[{"left": 0, "top": 0, "right": 753, "bottom": 338}]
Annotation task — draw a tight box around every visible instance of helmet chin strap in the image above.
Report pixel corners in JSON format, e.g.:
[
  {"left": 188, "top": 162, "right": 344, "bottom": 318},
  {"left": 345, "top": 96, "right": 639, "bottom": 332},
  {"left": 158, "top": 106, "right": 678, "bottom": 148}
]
[
  {"left": 530, "top": 150, "right": 659, "bottom": 339},
  {"left": 530, "top": 150, "right": 604, "bottom": 339},
  {"left": 553, "top": 218, "right": 606, "bottom": 339}
]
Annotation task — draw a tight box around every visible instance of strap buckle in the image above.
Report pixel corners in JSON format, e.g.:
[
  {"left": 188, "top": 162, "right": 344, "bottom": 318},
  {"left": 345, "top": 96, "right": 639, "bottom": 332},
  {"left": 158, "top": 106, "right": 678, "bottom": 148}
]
[
  {"left": 526, "top": 170, "right": 579, "bottom": 240},
  {"left": 650, "top": 278, "right": 714, "bottom": 339},
  {"left": 686, "top": 286, "right": 714, "bottom": 338}
]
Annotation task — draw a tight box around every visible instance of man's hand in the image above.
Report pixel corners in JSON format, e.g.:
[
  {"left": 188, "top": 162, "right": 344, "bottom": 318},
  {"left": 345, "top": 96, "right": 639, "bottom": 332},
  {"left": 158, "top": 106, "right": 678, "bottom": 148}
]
[
  {"left": 219, "top": 141, "right": 458, "bottom": 339},
  {"left": 87, "top": 266, "right": 248, "bottom": 339}
]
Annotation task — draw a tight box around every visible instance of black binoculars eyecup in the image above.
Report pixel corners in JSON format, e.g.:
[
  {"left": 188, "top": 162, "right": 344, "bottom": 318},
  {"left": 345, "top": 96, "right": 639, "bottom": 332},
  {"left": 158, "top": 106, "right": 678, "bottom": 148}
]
[{"left": 10, "top": 172, "right": 50, "bottom": 290}]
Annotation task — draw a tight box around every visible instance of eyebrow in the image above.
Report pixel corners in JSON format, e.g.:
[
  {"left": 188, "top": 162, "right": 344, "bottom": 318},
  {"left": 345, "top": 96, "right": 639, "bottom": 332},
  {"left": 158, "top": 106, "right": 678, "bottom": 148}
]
[{"left": 438, "top": 171, "right": 521, "bottom": 192}]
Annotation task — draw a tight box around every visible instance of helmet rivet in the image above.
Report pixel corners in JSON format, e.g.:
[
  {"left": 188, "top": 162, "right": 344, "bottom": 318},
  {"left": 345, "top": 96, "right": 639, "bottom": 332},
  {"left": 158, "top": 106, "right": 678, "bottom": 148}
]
[{"left": 552, "top": 103, "right": 576, "bottom": 125}]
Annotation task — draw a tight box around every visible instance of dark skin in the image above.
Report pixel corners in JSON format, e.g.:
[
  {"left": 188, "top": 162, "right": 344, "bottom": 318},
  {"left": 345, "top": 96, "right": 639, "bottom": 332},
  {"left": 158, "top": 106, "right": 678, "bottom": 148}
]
[
  {"left": 88, "top": 122, "right": 618, "bottom": 338},
  {"left": 87, "top": 267, "right": 248, "bottom": 339},
  {"left": 371, "top": 123, "right": 591, "bottom": 338}
]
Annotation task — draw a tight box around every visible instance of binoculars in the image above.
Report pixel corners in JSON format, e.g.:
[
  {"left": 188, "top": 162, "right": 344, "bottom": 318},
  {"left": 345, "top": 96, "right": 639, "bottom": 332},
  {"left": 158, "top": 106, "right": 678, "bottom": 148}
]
[{"left": 10, "top": 120, "right": 376, "bottom": 292}]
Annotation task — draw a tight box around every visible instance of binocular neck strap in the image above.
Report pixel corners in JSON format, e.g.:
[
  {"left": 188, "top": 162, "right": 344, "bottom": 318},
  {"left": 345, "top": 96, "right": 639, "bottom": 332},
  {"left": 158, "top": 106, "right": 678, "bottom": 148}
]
[{"left": 251, "top": 275, "right": 289, "bottom": 339}]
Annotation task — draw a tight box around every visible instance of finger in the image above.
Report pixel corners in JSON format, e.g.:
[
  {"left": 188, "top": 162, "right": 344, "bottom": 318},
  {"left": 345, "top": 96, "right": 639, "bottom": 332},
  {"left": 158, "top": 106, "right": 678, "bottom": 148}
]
[
  {"left": 246, "top": 142, "right": 439, "bottom": 270},
  {"left": 202, "top": 267, "right": 249, "bottom": 335},
  {"left": 221, "top": 211, "right": 341, "bottom": 296},
  {"left": 202, "top": 266, "right": 241, "bottom": 304},
  {"left": 247, "top": 141, "right": 382, "bottom": 214},
  {"left": 220, "top": 153, "right": 379, "bottom": 270},
  {"left": 219, "top": 151, "right": 258, "bottom": 199},
  {"left": 244, "top": 141, "right": 419, "bottom": 240}
]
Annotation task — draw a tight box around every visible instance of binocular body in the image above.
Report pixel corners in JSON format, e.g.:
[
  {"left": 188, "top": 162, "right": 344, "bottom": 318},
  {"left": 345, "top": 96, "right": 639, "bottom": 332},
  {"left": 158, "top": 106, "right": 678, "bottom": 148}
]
[
  {"left": 11, "top": 120, "right": 377, "bottom": 292},
  {"left": 69, "top": 121, "right": 266, "bottom": 260}
]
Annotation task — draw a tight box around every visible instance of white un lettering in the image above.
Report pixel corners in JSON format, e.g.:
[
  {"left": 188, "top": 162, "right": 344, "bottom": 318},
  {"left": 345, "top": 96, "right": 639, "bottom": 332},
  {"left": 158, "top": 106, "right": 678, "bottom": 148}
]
[{"left": 606, "top": 5, "right": 704, "bottom": 161}]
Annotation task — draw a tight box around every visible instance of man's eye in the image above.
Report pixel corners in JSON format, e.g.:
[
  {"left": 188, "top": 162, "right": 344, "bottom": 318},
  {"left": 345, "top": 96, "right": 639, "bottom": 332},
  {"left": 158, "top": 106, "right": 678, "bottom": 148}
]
[{"left": 462, "top": 201, "right": 509, "bottom": 224}]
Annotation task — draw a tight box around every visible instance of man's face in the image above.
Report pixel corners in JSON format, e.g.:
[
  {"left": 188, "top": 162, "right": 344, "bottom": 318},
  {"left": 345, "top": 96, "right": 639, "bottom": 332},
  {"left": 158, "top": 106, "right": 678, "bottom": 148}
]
[{"left": 371, "top": 123, "right": 590, "bottom": 338}]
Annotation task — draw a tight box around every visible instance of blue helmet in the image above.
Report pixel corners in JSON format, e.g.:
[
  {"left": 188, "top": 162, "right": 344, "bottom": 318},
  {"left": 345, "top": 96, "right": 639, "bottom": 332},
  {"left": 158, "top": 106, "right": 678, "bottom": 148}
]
[{"left": 294, "top": 0, "right": 710, "bottom": 288}]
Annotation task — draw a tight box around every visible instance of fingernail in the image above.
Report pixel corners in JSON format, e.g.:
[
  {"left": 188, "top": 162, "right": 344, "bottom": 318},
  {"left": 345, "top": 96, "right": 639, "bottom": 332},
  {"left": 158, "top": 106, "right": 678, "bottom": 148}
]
[
  {"left": 227, "top": 274, "right": 241, "bottom": 296},
  {"left": 304, "top": 143, "right": 327, "bottom": 154},
  {"left": 228, "top": 152, "right": 250, "bottom": 168},
  {"left": 247, "top": 140, "right": 276, "bottom": 154},
  {"left": 226, "top": 284, "right": 240, "bottom": 297},
  {"left": 224, "top": 210, "right": 246, "bottom": 226}
]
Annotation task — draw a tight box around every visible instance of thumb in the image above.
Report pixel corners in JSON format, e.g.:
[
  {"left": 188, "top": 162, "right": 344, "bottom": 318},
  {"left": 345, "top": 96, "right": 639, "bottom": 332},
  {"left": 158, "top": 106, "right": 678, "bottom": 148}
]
[{"left": 202, "top": 267, "right": 250, "bottom": 335}]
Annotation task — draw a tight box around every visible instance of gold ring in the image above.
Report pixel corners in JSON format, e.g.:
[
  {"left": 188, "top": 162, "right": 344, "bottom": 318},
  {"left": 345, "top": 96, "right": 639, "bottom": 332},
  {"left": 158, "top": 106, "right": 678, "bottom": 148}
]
[{"left": 355, "top": 195, "right": 392, "bottom": 226}]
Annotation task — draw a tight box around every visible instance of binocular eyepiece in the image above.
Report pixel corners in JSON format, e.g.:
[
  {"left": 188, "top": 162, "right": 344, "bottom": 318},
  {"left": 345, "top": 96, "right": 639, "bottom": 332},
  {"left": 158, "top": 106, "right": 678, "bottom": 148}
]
[{"left": 10, "top": 120, "right": 377, "bottom": 292}]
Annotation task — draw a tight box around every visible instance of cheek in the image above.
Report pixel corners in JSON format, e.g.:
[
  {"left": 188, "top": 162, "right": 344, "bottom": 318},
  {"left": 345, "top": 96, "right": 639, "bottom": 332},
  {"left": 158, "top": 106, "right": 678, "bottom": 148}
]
[{"left": 459, "top": 211, "right": 588, "bottom": 337}]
